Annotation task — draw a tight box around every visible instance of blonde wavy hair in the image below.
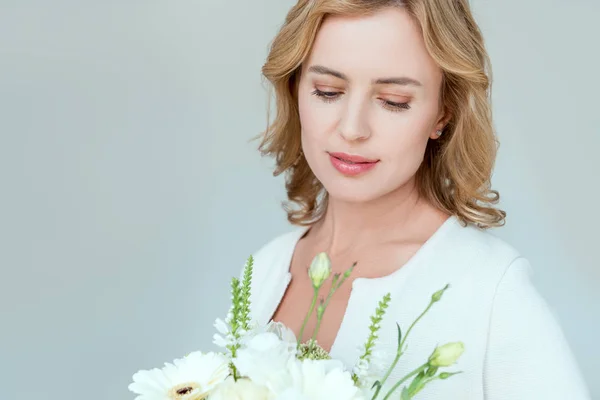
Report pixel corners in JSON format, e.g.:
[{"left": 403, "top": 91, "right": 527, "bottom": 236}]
[{"left": 258, "top": 0, "right": 506, "bottom": 229}]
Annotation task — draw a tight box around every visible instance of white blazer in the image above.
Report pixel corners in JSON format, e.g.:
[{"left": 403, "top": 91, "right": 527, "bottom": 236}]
[{"left": 248, "top": 215, "right": 590, "bottom": 399}]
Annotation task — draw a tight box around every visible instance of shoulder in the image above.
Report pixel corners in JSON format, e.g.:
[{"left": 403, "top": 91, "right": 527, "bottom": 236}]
[
  {"left": 455, "top": 221, "right": 523, "bottom": 264},
  {"left": 456, "top": 225, "right": 590, "bottom": 396},
  {"left": 415, "top": 219, "right": 537, "bottom": 319},
  {"left": 430, "top": 222, "right": 589, "bottom": 396},
  {"left": 437, "top": 219, "right": 550, "bottom": 321},
  {"left": 482, "top": 256, "right": 590, "bottom": 398},
  {"left": 455, "top": 220, "right": 542, "bottom": 284},
  {"left": 425, "top": 218, "right": 525, "bottom": 288}
]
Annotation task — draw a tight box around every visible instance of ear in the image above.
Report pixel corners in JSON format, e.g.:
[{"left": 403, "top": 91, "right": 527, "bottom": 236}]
[{"left": 429, "top": 106, "right": 452, "bottom": 140}]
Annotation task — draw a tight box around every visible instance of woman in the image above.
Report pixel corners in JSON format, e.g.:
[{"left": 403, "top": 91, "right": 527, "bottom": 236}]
[{"left": 248, "top": 0, "right": 589, "bottom": 398}]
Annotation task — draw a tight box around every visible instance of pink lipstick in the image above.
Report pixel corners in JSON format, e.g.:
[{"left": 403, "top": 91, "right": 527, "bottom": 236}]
[{"left": 328, "top": 152, "right": 379, "bottom": 176}]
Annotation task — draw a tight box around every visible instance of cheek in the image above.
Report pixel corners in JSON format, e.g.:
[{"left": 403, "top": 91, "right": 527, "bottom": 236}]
[
  {"left": 297, "top": 93, "right": 314, "bottom": 133},
  {"left": 375, "top": 113, "right": 432, "bottom": 154},
  {"left": 386, "top": 136, "right": 427, "bottom": 177},
  {"left": 373, "top": 113, "right": 435, "bottom": 178},
  {"left": 298, "top": 91, "right": 336, "bottom": 146}
]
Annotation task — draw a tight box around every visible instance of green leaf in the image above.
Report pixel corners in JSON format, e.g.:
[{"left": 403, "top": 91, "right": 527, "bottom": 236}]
[
  {"left": 396, "top": 323, "right": 402, "bottom": 348},
  {"left": 426, "top": 366, "right": 439, "bottom": 377},
  {"left": 407, "top": 371, "right": 425, "bottom": 394},
  {"left": 401, "top": 387, "right": 411, "bottom": 400}
]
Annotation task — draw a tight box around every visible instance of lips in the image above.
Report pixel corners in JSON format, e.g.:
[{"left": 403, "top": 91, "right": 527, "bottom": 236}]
[
  {"left": 328, "top": 152, "right": 379, "bottom": 164},
  {"left": 328, "top": 152, "right": 379, "bottom": 176}
]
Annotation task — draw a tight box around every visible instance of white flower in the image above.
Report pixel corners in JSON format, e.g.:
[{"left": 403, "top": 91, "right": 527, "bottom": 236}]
[
  {"left": 271, "top": 358, "right": 365, "bottom": 400},
  {"left": 210, "top": 378, "right": 273, "bottom": 400},
  {"left": 352, "top": 358, "right": 371, "bottom": 386},
  {"left": 308, "top": 252, "right": 331, "bottom": 289},
  {"left": 213, "top": 318, "right": 233, "bottom": 349},
  {"left": 213, "top": 317, "right": 260, "bottom": 350},
  {"left": 352, "top": 348, "right": 388, "bottom": 390},
  {"left": 428, "top": 342, "right": 465, "bottom": 367},
  {"left": 264, "top": 321, "right": 297, "bottom": 345},
  {"left": 128, "top": 351, "right": 229, "bottom": 400},
  {"left": 234, "top": 331, "right": 297, "bottom": 386},
  {"left": 232, "top": 324, "right": 362, "bottom": 399}
]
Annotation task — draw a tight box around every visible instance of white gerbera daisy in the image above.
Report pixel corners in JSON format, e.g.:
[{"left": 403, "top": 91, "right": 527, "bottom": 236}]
[{"left": 128, "top": 351, "right": 230, "bottom": 400}]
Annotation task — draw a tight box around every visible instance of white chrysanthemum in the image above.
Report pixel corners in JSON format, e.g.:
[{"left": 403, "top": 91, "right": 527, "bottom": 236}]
[
  {"left": 128, "top": 351, "right": 230, "bottom": 400},
  {"left": 234, "top": 331, "right": 297, "bottom": 385},
  {"left": 263, "top": 321, "right": 297, "bottom": 345},
  {"left": 210, "top": 377, "right": 273, "bottom": 400},
  {"left": 240, "top": 321, "right": 297, "bottom": 355},
  {"left": 270, "top": 358, "right": 365, "bottom": 400}
]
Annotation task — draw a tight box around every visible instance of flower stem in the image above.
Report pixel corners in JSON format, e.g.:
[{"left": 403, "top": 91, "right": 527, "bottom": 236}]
[
  {"left": 311, "top": 286, "right": 333, "bottom": 340},
  {"left": 371, "top": 349, "right": 400, "bottom": 399},
  {"left": 298, "top": 287, "right": 318, "bottom": 346},
  {"left": 371, "top": 299, "right": 435, "bottom": 399},
  {"left": 381, "top": 363, "right": 429, "bottom": 400},
  {"left": 312, "top": 267, "right": 350, "bottom": 341},
  {"left": 230, "top": 363, "right": 239, "bottom": 381},
  {"left": 400, "top": 300, "right": 434, "bottom": 352},
  {"left": 312, "top": 312, "right": 323, "bottom": 342}
]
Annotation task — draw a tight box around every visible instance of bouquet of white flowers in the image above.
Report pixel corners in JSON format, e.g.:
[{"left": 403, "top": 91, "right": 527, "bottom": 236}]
[{"left": 129, "top": 253, "right": 464, "bottom": 400}]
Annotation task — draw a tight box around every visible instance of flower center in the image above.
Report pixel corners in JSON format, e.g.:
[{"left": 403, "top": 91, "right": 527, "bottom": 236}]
[
  {"left": 177, "top": 387, "right": 193, "bottom": 396},
  {"left": 168, "top": 382, "right": 208, "bottom": 400}
]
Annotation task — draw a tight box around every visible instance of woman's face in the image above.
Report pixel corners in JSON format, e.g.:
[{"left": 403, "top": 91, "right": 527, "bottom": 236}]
[{"left": 298, "top": 7, "right": 447, "bottom": 203}]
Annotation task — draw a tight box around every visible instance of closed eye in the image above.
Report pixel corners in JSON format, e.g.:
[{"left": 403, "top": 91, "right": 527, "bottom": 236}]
[
  {"left": 311, "top": 88, "right": 341, "bottom": 103},
  {"left": 311, "top": 88, "right": 411, "bottom": 112},
  {"left": 380, "top": 99, "right": 411, "bottom": 111}
]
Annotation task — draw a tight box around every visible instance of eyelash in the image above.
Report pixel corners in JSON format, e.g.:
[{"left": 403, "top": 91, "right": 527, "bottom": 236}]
[{"left": 311, "top": 89, "right": 411, "bottom": 112}]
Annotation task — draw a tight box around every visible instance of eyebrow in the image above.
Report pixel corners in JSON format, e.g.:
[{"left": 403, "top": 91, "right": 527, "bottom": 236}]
[{"left": 307, "top": 65, "right": 422, "bottom": 87}]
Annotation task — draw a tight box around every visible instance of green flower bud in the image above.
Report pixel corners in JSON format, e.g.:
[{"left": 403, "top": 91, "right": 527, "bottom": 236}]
[
  {"left": 431, "top": 284, "right": 450, "bottom": 302},
  {"left": 343, "top": 262, "right": 357, "bottom": 279},
  {"left": 317, "top": 303, "right": 325, "bottom": 319},
  {"left": 438, "top": 371, "right": 462, "bottom": 380},
  {"left": 428, "top": 342, "right": 465, "bottom": 367},
  {"left": 309, "top": 252, "right": 331, "bottom": 289}
]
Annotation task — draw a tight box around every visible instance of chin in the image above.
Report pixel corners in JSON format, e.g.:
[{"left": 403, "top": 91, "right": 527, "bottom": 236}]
[
  {"left": 321, "top": 178, "right": 386, "bottom": 204},
  {"left": 309, "top": 159, "right": 396, "bottom": 203}
]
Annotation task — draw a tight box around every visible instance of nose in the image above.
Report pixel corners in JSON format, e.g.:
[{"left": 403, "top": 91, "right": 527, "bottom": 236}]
[{"left": 337, "top": 97, "right": 371, "bottom": 142}]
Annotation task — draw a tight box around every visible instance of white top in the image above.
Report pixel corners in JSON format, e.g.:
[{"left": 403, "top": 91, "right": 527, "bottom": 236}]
[{"left": 248, "top": 215, "right": 590, "bottom": 399}]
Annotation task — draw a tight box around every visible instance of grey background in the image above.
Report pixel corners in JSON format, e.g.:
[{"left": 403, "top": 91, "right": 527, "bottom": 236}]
[{"left": 1, "top": 1, "right": 598, "bottom": 399}]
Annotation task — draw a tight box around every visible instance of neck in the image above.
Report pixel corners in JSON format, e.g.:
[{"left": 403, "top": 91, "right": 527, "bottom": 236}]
[{"left": 311, "top": 177, "right": 432, "bottom": 256}]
